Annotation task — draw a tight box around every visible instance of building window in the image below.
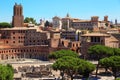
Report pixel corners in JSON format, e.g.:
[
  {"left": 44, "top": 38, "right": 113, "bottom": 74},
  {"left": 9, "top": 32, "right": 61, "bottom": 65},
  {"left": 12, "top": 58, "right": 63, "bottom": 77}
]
[
  {"left": 13, "top": 32, "right": 15, "bottom": 34},
  {"left": 19, "top": 41, "right": 20, "bottom": 43},
  {"left": 13, "top": 41, "right": 15, "bottom": 43},
  {"left": 91, "top": 37, "right": 100, "bottom": 42},
  {"left": 6, "top": 51, "right": 8, "bottom": 53},
  {"left": 76, "top": 44, "right": 78, "bottom": 47},
  {"left": 33, "top": 40, "right": 35, "bottom": 42},
  {"left": 73, "top": 44, "right": 74, "bottom": 47},
  {"left": 6, "top": 41, "right": 8, "bottom": 44},
  {"left": 23, "top": 30, "right": 25, "bottom": 33},
  {"left": 91, "top": 37, "right": 94, "bottom": 42},
  {"left": 13, "top": 37, "right": 15, "bottom": 39},
  {"left": 96, "top": 37, "right": 100, "bottom": 42},
  {"left": 80, "top": 43, "right": 81, "bottom": 46}
]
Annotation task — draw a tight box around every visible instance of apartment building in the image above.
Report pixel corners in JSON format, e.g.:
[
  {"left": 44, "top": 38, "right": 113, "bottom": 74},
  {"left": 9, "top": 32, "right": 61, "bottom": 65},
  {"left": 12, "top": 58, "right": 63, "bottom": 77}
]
[
  {"left": 81, "top": 33, "right": 119, "bottom": 58},
  {"left": 0, "top": 3, "right": 68, "bottom": 60},
  {"left": 53, "top": 14, "right": 110, "bottom": 30}
]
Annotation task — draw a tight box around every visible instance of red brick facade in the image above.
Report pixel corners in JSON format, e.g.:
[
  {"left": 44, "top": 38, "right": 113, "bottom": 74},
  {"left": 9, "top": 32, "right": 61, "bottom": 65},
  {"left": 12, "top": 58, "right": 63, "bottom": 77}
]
[
  {"left": 12, "top": 3, "right": 24, "bottom": 27},
  {"left": 0, "top": 27, "right": 71, "bottom": 60}
]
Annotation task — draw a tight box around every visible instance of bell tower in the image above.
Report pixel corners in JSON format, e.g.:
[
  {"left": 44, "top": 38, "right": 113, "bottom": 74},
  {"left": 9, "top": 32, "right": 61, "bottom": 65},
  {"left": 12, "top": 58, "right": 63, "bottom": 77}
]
[{"left": 12, "top": 3, "right": 24, "bottom": 27}]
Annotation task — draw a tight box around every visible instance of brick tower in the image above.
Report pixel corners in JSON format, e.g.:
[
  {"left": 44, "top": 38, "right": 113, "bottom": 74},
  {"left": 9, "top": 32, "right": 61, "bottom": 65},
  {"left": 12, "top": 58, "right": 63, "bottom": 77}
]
[
  {"left": 104, "top": 16, "right": 108, "bottom": 22},
  {"left": 12, "top": 3, "right": 24, "bottom": 27}
]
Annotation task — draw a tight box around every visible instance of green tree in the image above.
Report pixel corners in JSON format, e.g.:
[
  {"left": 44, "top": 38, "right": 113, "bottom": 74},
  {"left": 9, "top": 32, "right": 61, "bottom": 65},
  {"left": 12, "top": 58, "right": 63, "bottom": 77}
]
[
  {"left": 113, "top": 48, "right": 120, "bottom": 56},
  {"left": 0, "top": 64, "right": 14, "bottom": 80},
  {"left": 116, "top": 78, "right": 120, "bottom": 80},
  {"left": 0, "top": 22, "right": 12, "bottom": 28},
  {"left": 52, "top": 56, "right": 74, "bottom": 80},
  {"left": 88, "top": 45, "right": 114, "bottom": 60},
  {"left": 24, "top": 17, "right": 36, "bottom": 24},
  {"left": 45, "top": 20, "right": 50, "bottom": 27},
  {"left": 105, "top": 23, "right": 108, "bottom": 27},
  {"left": 99, "top": 56, "right": 120, "bottom": 79},
  {"left": 48, "top": 50, "right": 79, "bottom": 60},
  {"left": 99, "top": 57, "right": 111, "bottom": 73},
  {"left": 78, "top": 60, "right": 95, "bottom": 79},
  {"left": 52, "top": 56, "right": 95, "bottom": 80},
  {"left": 6, "top": 64, "right": 14, "bottom": 80},
  {"left": 88, "top": 45, "right": 114, "bottom": 77}
]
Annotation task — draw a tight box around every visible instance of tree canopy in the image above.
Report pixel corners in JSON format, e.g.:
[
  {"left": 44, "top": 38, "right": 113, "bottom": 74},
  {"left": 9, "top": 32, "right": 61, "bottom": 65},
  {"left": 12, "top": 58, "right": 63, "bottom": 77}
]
[
  {"left": 78, "top": 60, "right": 95, "bottom": 78},
  {"left": 24, "top": 17, "right": 36, "bottom": 24},
  {"left": 45, "top": 20, "right": 50, "bottom": 27},
  {"left": 52, "top": 56, "right": 95, "bottom": 80},
  {"left": 0, "top": 64, "right": 14, "bottom": 80},
  {"left": 99, "top": 56, "right": 120, "bottom": 79},
  {"left": 105, "top": 23, "right": 109, "bottom": 27},
  {"left": 0, "top": 22, "right": 12, "bottom": 28},
  {"left": 88, "top": 45, "right": 114, "bottom": 77},
  {"left": 88, "top": 45, "right": 120, "bottom": 60},
  {"left": 116, "top": 78, "right": 120, "bottom": 80},
  {"left": 113, "top": 48, "right": 120, "bottom": 56},
  {"left": 48, "top": 50, "right": 79, "bottom": 60},
  {"left": 88, "top": 45, "right": 114, "bottom": 60}
]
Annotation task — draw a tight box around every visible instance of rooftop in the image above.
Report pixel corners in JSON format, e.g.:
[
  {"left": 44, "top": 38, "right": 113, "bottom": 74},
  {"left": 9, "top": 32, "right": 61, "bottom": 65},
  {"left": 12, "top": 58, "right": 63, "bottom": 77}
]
[
  {"left": 72, "top": 19, "right": 91, "bottom": 22},
  {"left": 81, "top": 33, "right": 110, "bottom": 37},
  {"left": 0, "top": 27, "right": 49, "bottom": 33},
  {"left": 0, "top": 27, "right": 38, "bottom": 30}
]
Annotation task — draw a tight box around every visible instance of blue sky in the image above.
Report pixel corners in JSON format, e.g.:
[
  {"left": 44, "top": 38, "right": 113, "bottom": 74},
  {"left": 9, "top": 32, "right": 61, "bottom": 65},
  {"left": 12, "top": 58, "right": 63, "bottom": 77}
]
[{"left": 0, "top": 0, "right": 120, "bottom": 23}]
